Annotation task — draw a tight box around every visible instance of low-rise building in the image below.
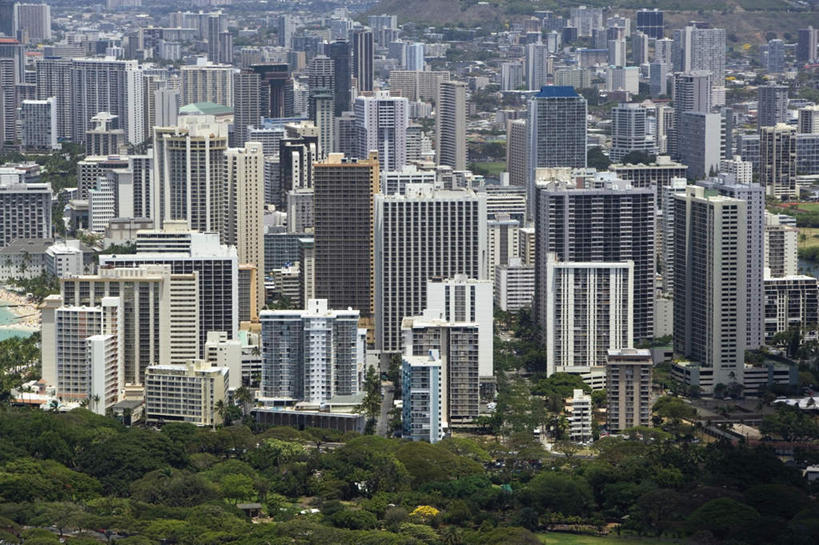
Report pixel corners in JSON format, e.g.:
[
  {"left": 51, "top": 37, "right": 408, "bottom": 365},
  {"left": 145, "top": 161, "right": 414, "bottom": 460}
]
[
  {"left": 606, "top": 348, "right": 652, "bottom": 432},
  {"left": 144, "top": 359, "right": 229, "bottom": 427}
]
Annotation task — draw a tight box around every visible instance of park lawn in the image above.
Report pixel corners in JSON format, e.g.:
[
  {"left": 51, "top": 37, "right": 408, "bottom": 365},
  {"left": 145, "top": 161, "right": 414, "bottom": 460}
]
[
  {"left": 796, "top": 202, "right": 819, "bottom": 213},
  {"left": 798, "top": 227, "right": 819, "bottom": 250},
  {"left": 470, "top": 161, "right": 506, "bottom": 177},
  {"left": 539, "top": 534, "right": 678, "bottom": 545}
]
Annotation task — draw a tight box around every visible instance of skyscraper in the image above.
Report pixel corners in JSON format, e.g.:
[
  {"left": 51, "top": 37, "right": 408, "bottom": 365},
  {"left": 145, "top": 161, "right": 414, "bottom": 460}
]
[
  {"left": 757, "top": 85, "right": 789, "bottom": 128},
  {"left": 354, "top": 91, "right": 409, "bottom": 171},
  {"left": 252, "top": 64, "right": 291, "bottom": 118},
  {"left": 0, "top": 181, "right": 52, "bottom": 247},
  {"left": 35, "top": 57, "right": 72, "bottom": 141},
  {"left": 225, "top": 142, "right": 266, "bottom": 311},
  {"left": 402, "top": 352, "right": 443, "bottom": 443},
  {"left": 766, "top": 39, "right": 785, "bottom": 74},
  {"left": 375, "top": 185, "right": 487, "bottom": 352},
  {"left": 797, "top": 26, "right": 818, "bottom": 63},
  {"left": 610, "top": 103, "right": 656, "bottom": 162},
  {"left": 0, "top": 58, "right": 17, "bottom": 147},
  {"left": 698, "top": 178, "right": 765, "bottom": 350},
  {"left": 534, "top": 180, "right": 655, "bottom": 343},
  {"left": 436, "top": 80, "right": 467, "bottom": 171},
  {"left": 152, "top": 115, "right": 228, "bottom": 231},
  {"left": 798, "top": 105, "right": 819, "bottom": 134},
  {"left": 760, "top": 124, "right": 797, "bottom": 199},
  {"left": 678, "top": 112, "right": 722, "bottom": 179},
  {"left": 327, "top": 40, "right": 351, "bottom": 116},
  {"left": 527, "top": 86, "right": 587, "bottom": 216},
  {"left": 671, "top": 71, "right": 712, "bottom": 159},
  {"left": 351, "top": 27, "right": 374, "bottom": 93},
  {"left": 308, "top": 56, "right": 335, "bottom": 158},
  {"left": 525, "top": 43, "right": 550, "bottom": 90},
  {"left": 232, "top": 69, "right": 260, "bottom": 147},
  {"left": 181, "top": 63, "right": 234, "bottom": 107},
  {"left": 506, "top": 119, "right": 528, "bottom": 187},
  {"left": 672, "top": 25, "right": 726, "bottom": 82},
  {"left": 606, "top": 348, "right": 653, "bottom": 432},
  {"left": 673, "top": 186, "right": 747, "bottom": 389},
  {"left": 314, "top": 152, "right": 379, "bottom": 321}
]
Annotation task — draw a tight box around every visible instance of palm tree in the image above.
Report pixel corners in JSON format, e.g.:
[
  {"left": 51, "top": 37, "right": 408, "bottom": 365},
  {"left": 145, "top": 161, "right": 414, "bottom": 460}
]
[
  {"left": 214, "top": 400, "right": 227, "bottom": 429},
  {"left": 234, "top": 386, "right": 253, "bottom": 417}
]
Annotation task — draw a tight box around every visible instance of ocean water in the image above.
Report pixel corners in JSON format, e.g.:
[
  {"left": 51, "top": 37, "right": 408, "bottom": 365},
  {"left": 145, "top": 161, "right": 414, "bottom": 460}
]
[{"left": 0, "top": 302, "right": 32, "bottom": 341}]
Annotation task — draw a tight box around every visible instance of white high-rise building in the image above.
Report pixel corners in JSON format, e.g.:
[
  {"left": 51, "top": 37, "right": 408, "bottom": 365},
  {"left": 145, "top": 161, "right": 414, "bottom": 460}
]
[
  {"left": 259, "top": 299, "right": 366, "bottom": 404},
  {"left": 610, "top": 103, "right": 656, "bottom": 162},
  {"left": 20, "top": 97, "right": 58, "bottom": 150},
  {"left": 673, "top": 186, "right": 747, "bottom": 390},
  {"left": 436, "top": 80, "right": 467, "bottom": 171},
  {"left": 145, "top": 359, "right": 228, "bottom": 427},
  {"left": 402, "top": 352, "right": 443, "bottom": 443},
  {"left": 405, "top": 42, "right": 424, "bottom": 71},
  {"left": 543, "top": 253, "right": 634, "bottom": 378},
  {"left": 525, "top": 43, "right": 551, "bottom": 90},
  {"left": 180, "top": 63, "right": 234, "bottom": 107},
  {"left": 765, "top": 212, "right": 799, "bottom": 278},
  {"left": 494, "top": 258, "right": 534, "bottom": 312},
  {"left": 720, "top": 156, "right": 753, "bottom": 183},
  {"left": 672, "top": 25, "right": 726, "bottom": 82},
  {"left": 487, "top": 215, "right": 520, "bottom": 283},
  {"left": 354, "top": 91, "right": 409, "bottom": 171},
  {"left": 375, "top": 185, "right": 487, "bottom": 352},
  {"left": 566, "top": 389, "right": 593, "bottom": 442},
  {"left": 14, "top": 3, "right": 52, "bottom": 42}
]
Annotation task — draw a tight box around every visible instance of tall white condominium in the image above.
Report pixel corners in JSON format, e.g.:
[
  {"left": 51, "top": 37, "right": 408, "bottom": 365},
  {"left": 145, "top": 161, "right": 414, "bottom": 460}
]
[
  {"left": 225, "top": 142, "right": 266, "bottom": 311},
  {"left": 99, "top": 222, "right": 239, "bottom": 355},
  {"left": 259, "top": 299, "right": 366, "bottom": 404},
  {"left": 494, "top": 258, "right": 535, "bottom": 312},
  {"left": 402, "top": 351, "right": 443, "bottom": 443},
  {"left": 672, "top": 25, "right": 726, "bottom": 82},
  {"left": 354, "top": 91, "right": 409, "bottom": 171},
  {"left": 765, "top": 212, "right": 799, "bottom": 278},
  {"left": 35, "top": 57, "right": 72, "bottom": 141},
  {"left": 760, "top": 124, "right": 797, "bottom": 199},
  {"left": 569, "top": 6, "right": 603, "bottom": 37},
  {"left": 501, "top": 61, "right": 523, "bottom": 91},
  {"left": 14, "top": 3, "right": 51, "bottom": 41},
  {"left": 606, "top": 348, "right": 652, "bottom": 432},
  {"left": 61, "top": 265, "right": 200, "bottom": 384},
  {"left": 20, "top": 98, "right": 58, "bottom": 150},
  {"left": 144, "top": 360, "right": 228, "bottom": 427},
  {"left": 70, "top": 58, "right": 145, "bottom": 145},
  {"left": 426, "top": 275, "right": 493, "bottom": 379},
  {"left": 487, "top": 214, "right": 519, "bottom": 283},
  {"left": 698, "top": 177, "right": 765, "bottom": 350},
  {"left": 436, "top": 80, "right": 467, "bottom": 171},
  {"left": 152, "top": 115, "right": 228, "bottom": 231},
  {"left": 535, "top": 180, "right": 655, "bottom": 344},
  {"left": 527, "top": 86, "right": 587, "bottom": 218},
  {"left": 671, "top": 71, "right": 712, "bottom": 159},
  {"left": 609, "top": 103, "right": 656, "bottom": 162},
  {"left": 52, "top": 297, "right": 123, "bottom": 415},
  {"left": 660, "top": 178, "right": 689, "bottom": 295},
  {"left": 758, "top": 85, "right": 789, "bottom": 128},
  {"left": 375, "top": 184, "right": 488, "bottom": 352},
  {"left": 720, "top": 156, "right": 753, "bottom": 183},
  {"left": 673, "top": 186, "right": 747, "bottom": 390},
  {"left": 0, "top": 181, "right": 52, "bottom": 247},
  {"left": 543, "top": 253, "right": 634, "bottom": 378},
  {"left": 180, "top": 63, "right": 234, "bottom": 107},
  {"left": 525, "top": 43, "right": 550, "bottom": 90}
]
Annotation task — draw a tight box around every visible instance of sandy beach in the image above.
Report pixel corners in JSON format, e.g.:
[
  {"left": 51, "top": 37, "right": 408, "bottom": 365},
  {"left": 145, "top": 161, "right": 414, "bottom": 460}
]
[{"left": 0, "top": 287, "right": 41, "bottom": 332}]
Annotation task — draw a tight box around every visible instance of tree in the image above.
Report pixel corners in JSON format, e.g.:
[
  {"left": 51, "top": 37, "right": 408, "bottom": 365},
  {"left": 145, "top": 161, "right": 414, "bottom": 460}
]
[
  {"left": 519, "top": 472, "right": 594, "bottom": 516},
  {"left": 358, "top": 366, "right": 381, "bottom": 435},
  {"left": 761, "top": 404, "right": 819, "bottom": 441},
  {"left": 219, "top": 473, "right": 256, "bottom": 504},
  {"left": 34, "top": 502, "right": 85, "bottom": 537},
  {"left": 587, "top": 146, "right": 611, "bottom": 170},
  {"left": 685, "top": 498, "right": 759, "bottom": 540},
  {"left": 620, "top": 150, "right": 656, "bottom": 165}
]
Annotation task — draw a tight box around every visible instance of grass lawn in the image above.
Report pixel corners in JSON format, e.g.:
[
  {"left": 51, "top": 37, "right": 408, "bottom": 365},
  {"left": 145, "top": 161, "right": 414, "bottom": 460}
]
[
  {"left": 798, "top": 227, "right": 819, "bottom": 250},
  {"left": 796, "top": 203, "right": 819, "bottom": 213},
  {"left": 539, "top": 534, "right": 678, "bottom": 545},
  {"left": 469, "top": 161, "right": 506, "bottom": 177}
]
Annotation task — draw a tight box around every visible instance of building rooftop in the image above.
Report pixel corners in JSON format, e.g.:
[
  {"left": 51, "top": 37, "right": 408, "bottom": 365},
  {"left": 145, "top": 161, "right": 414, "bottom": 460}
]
[
  {"left": 179, "top": 102, "right": 233, "bottom": 116},
  {"left": 0, "top": 238, "right": 55, "bottom": 255}
]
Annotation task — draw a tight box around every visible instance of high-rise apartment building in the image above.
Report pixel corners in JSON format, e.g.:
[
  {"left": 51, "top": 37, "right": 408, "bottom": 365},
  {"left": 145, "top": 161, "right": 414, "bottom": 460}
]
[
  {"left": 71, "top": 58, "right": 144, "bottom": 145},
  {"left": 672, "top": 25, "right": 726, "bottom": 82},
  {"left": 14, "top": 3, "right": 51, "bottom": 42},
  {"left": 525, "top": 43, "right": 551, "bottom": 90},
  {"left": 671, "top": 71, "right": 712, "bottom": 159},
  {"left": 606, "top": 348, "right": 652, "bottom": 432},
  {"left": 232, "top": 69, "right": 260, "bottom": 147},
  {"left": 798, "top": 106, "right": 819, "bottom": 134},
  {"left": 494, "top": 258, "right": 534, "bottom": 312},
  {"left": 327, "top": 40, "right": 351, "bottom": 116},
  {"left": 354, "top": 91, "right": 408, "bottom": 172},
  {"left": 501, "top": 61, "right": 524, "bottom": 91},
  {"left": 99, "top": 223, "right": 239, "bottom": 355},
  {"left": 506, "top": 119, "right": 528, "bottom": 188},
  {"left": 0, "top": 58, "right": 17, "bottom": 147},
  {"left": 610, "top": 103, "right": 656, "bottom": 162},
  {"left": 259, "top": 299, "right": 365, "bottom": 403},
  {"left": 20, "top": 97, "right": 58, "bottom": 150},
  {"left": 436, "top": 80, "right": 467, "bottom": 171},
  {"left": 375, "top": 185, "right": 487, "bottom": 352},
  {"left": 314, "top": 152, "right": 379, "bottom": 321},
  {"left": 152, "top": 115, "right": 228, "bottom": 231},
  {"left": 673, "top": 186, "right": 747, "bottom": 389},
  {"left": 698, "top": 178, "right": 765, "bottom": 350},
  {"left": 35, "top": 57, "right": 72, "bottom": 141},
  {"left": 797, "top": 26, "right": 818, "bottom": 63},
  {"left": 764, "top": 276, "right": 819, "bottom": 344},
  {"left": 758, "top": 85, "right": 789, "bottom": 128},
  {"left": 252, "top": 64, "right": 291, "bottom": 118},
  {"left": 527, "top": 86, "right": 587, "bottom": 216},
  {"left": 766, "top": 39, "right": 785, "bottom": 74},
  {"left": 760, "top": 124, "right": 798, "bottom": 199},
  {"left": 678, "top": 112, "right": 722, "bottom": 179},
  {"left": 534, "top": 181, "right": 655, "bottom": 343},
  {"left": 61, "top": 265, "right": 200, "bottom": 384},
  {"left": 388, "top": 70, "right": 450, "bottom": 102},
  {"left": 351, "top": 27, "right": 374, "bottom": 92},
  {"left": 402, "top": 352, "right": 443, "bottom": 443},
  {"left": 0, "top": 181, "right": 52, "bottom": 247},
  {"left": 543, "top": 253, "right": 634, "bottom": 377},
  {"left": 765, "top": 212, "right": 799, "bottom": 278},
  {"left": 225, "top": 142, "right": 266, "bottom": 311},
  {"left": 636, "top": 9, "right": 664, "bottom": 39},
  {"left": 180, "top": 63, "right": 233, "bottom": 107}
]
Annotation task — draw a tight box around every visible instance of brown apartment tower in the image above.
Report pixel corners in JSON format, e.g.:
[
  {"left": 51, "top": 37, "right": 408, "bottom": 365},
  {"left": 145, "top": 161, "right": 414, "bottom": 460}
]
[{"left": 314, "top": 152, "right": 380, "bottom": 328}]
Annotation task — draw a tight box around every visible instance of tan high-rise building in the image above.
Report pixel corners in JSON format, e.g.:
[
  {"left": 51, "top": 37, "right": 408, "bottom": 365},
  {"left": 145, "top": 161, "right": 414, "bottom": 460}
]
[
  {"left": 314, "top": 152, "right": 379, "bottom": 324},
  {"left": 436, "top": 80, "right": 467, "bottom": 171},
  {"left": 760, "top": 123, "right": 797, "bottom": 199},
  {"left": 180, "top": 63, "right": 234, "bottom": 107},
  {"left": 226, "top": 142, "right": 265, "bottom": 312},
  {"left": 606, "top": 348, "right": 652, "bottom": 432},
  {"left": 145, "top": 359, "right": 228, "bottom": 427}
]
